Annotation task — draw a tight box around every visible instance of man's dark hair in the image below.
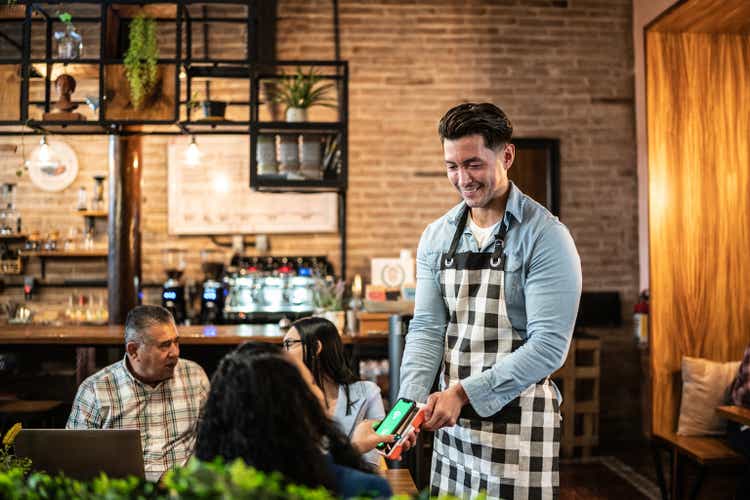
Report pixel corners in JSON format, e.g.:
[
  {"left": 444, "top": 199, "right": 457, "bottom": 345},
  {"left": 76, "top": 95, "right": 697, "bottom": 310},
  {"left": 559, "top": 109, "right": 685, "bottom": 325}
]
[
  {"left": 124, "top": 305, "right": 175, "bottom": 346},
  {"left": 438, "top": 102, "right": 513, "bottom": 151}
]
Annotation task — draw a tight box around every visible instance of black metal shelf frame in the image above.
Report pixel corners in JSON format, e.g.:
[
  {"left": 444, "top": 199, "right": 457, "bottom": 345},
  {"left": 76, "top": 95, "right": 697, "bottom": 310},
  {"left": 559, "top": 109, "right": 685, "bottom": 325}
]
[{"left": 0, "top": 0, "right": 350, "bottom": 279}]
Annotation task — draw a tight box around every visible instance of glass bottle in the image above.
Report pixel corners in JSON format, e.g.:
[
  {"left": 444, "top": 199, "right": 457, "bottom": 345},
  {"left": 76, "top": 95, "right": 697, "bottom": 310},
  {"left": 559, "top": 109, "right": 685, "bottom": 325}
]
[
  {"left": 0, "top": 183, "right": 19, "bottom": 235},
  {"left": 54, "top": 23, "right": 82, "bottom": 60},
  {"left": 77, "top": 187, "right": 88, "bottom": 211}
]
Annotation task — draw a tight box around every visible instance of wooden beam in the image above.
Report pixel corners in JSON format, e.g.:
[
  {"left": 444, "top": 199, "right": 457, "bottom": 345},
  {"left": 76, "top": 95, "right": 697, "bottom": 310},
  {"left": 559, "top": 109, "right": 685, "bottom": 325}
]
[{"left": 107, "top": 134, "right": 142, "bottom": 324}]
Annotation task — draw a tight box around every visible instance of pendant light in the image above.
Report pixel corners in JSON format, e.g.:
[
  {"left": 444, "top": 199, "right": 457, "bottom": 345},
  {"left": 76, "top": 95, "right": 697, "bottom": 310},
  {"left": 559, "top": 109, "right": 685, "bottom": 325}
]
[{"left": 185, "top": 135, "right": 201, "bottom": 167}]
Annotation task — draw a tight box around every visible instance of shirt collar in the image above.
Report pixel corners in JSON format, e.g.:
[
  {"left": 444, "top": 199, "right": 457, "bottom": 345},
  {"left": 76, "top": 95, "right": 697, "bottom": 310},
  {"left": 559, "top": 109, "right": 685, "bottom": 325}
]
[
  {"left": 120, "top": 354, "right": 176, "bottom": 390},
  {"left": 447, "top": 181, "right": 525, "bottom": 228}
]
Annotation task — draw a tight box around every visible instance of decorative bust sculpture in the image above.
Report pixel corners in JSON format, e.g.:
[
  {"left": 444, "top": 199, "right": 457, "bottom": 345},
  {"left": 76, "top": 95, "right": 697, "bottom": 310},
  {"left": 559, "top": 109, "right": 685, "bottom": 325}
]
[
  {"left": 54, "top": 74, "right": 78, "bottom": 112},
  {"left": 43, "top": 73, "right": 85, "bottom": 121}
]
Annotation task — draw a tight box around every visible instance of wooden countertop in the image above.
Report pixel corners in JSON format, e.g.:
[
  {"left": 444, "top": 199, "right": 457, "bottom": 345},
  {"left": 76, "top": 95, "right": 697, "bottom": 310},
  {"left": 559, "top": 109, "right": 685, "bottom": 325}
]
[
  {"left": 0, "top": 324, "right": 389, "bottom": 346},
  {"left": 384, "top": 468, "right": 418, "bottom": 496}
]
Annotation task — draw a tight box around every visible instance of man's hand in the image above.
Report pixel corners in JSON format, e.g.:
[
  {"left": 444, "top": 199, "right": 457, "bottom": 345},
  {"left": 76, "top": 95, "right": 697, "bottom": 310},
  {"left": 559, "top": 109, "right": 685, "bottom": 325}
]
[
  {"left": 422, "top": 383, "right": 469, "bottom": 431},
  {"left": 351, "top": 419, "right": 394, "bottom": 454}
]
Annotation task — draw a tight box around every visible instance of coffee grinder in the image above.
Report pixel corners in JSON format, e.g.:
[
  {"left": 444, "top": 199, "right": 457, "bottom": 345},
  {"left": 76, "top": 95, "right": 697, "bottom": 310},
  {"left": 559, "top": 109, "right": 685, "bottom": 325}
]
[
  {"left": 162, "top": 248, "right": 187, "bottom": 324},
  {"left": 199, "top": 249, "right": 226, "bottom": 324}
]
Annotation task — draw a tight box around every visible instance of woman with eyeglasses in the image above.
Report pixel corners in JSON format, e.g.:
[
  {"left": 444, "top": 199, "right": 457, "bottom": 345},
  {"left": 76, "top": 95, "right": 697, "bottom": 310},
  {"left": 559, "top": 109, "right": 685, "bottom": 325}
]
[
  {"left": 195, "top": 342, "right": 392, "bottom": 499},
  {"left": 283, "top": 316, "right": 387, "bottom": 468}
]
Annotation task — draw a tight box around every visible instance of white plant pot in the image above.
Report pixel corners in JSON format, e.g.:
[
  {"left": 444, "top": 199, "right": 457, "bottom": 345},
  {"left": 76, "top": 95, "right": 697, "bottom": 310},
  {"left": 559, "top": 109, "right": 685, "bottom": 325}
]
[
  {"left": 286, "top": 107, "right": 307, "bottom": 122},
  {"left": 315, "top": 309, "right": 345, "bottom": 335}
]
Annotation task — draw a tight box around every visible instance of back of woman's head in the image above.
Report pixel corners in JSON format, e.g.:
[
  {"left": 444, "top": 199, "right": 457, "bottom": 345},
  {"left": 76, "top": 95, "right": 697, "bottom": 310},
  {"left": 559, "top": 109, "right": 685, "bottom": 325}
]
[
  {"left": 195, "top": 345, "right": 368, "bottom": 489},
  {"left": 292, "top": 317, "right": 358, "bottom": 389}
]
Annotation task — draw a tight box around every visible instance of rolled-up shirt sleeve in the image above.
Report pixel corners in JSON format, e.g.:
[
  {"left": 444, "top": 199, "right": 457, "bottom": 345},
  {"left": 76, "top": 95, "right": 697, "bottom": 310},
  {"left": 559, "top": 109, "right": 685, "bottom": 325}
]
[
  {"left": 461, "top": 222, "right": 582, "bottom": 417},
  {"left": 398, "top": 229, "right": 448, "bottom": 404}
]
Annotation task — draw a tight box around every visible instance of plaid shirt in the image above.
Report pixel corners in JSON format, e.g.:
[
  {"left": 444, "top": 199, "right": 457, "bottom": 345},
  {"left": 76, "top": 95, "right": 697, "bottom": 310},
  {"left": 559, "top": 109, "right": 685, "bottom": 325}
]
[
  {"left": 731, "top": 344, "right": 750, "bottom": 408},
  {"left": 67, "top": 356, "right": 209, "bottom": 482}
]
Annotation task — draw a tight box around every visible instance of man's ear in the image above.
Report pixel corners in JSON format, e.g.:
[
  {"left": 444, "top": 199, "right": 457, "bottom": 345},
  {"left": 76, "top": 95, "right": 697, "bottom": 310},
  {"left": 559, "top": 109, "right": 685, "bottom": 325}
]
[
  {"left": 126, "top": 341, "right": 140, "bottom": 359},
  {"left": 502, "top": 143, "right": 515, "bottom": 170},
  {"left": 316, "top": 340, "right": 323, "bottom": 356}
]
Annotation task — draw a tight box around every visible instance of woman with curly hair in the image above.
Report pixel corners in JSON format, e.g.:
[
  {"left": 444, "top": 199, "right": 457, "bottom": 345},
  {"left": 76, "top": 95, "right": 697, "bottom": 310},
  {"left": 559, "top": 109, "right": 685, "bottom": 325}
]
[{"left": 194, "top": 342, "right": 392, "bottom": 498}]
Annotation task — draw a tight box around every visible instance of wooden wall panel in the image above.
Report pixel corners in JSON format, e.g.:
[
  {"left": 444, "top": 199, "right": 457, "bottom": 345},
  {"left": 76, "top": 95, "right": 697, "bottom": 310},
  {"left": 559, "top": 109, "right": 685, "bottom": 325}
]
[
  {"left": 650, "top": 0, "right": 750, "bottom": 34},
  {"left": 647, "top": 32, "right": 750, "bottom": 437}
]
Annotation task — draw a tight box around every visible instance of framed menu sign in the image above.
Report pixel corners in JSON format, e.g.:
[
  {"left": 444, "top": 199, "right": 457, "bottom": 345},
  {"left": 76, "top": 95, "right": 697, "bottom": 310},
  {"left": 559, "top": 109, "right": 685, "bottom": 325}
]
[{"left": 167, "top": 137, "right": 337, "bottom": 235}]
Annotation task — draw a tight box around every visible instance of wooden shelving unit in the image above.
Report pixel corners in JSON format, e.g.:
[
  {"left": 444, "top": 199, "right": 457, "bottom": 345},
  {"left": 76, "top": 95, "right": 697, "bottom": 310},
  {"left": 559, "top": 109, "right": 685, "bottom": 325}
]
[
  {"left": 19, "top": 249, "right": 107, "bottom": 278},
  {"left": 21, "top": 250, "right": 107, "bottom": 258},
  {"left": 76, "top": 210, "right": 107, "bottom": 218}
]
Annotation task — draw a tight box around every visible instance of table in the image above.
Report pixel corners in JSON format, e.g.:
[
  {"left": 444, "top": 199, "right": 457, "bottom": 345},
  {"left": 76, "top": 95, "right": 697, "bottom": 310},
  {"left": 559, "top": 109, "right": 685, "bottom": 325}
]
[
  {"left": 717, "top": 405, "right": 750, "bottom": 427},
  {"left": 0, "top": 324, "right": 388, "bottom": 345},
  {"left": 384, "top": 468, "right": 418, "bottom": 496}
]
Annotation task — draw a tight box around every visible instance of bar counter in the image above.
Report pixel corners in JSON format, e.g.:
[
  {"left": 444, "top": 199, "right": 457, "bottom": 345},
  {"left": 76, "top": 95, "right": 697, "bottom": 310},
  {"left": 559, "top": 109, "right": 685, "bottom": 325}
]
[{"left": 0, "top": 324, "right": 389, "bottom": 345}]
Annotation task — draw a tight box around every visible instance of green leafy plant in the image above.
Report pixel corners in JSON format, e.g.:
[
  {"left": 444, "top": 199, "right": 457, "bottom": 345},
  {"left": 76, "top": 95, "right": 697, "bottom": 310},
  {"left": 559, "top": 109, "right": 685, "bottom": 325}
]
[
  {"left": 164, "top": 457, "right": 335, "bottom": 499},
  {"left": 0, "top": 423, "right": 31, "bottom": 475},
  {"left": 0, "top": 455, "right": 481, "bottom": 499},
  {"left": 313, "top": 277, "right": 346, "bottom": 311},
  {"left": 124, "top": 15, "right": 159, "bottom": 110},
  {"left": 271, "top": 67, "right": 336, "bottom": 112},
  {"left": 58, "top": 11, "right": 72, "bottom": 25}
]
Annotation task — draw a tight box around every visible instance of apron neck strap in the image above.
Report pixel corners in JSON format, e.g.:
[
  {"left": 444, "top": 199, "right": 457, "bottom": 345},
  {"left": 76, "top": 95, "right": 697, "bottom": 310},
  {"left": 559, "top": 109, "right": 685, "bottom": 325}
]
[
  {"left": 446, "top": 205, "right": 509, "bottom": 261},
  {"left": 491, "top": 220, "right": 508, "bottom": 261},
  {"left": 446, "top": 205, "right": 470, "bottom": 261}
]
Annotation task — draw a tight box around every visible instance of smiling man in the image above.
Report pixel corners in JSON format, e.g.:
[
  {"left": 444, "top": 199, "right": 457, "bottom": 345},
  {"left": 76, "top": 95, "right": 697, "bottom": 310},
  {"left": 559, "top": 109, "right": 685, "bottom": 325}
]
[
  {"left": 67, "top": 305, "right": 209, "bottom": 482},
  {"left": 398, "top": 103, "right": 582, "bottom": 499}
]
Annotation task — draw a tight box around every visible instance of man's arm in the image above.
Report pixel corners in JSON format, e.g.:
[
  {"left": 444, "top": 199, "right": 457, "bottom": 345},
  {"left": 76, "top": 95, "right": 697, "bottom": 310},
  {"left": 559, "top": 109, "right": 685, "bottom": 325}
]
[
  {"left": 66, "top": 381, "right": 103, "bottom": 429},
  {"left": 460, "top": 222, "right": 582, "bottom": 417},
  {"left": 398, "top": 231, "right": 448, "bottom": 404}
]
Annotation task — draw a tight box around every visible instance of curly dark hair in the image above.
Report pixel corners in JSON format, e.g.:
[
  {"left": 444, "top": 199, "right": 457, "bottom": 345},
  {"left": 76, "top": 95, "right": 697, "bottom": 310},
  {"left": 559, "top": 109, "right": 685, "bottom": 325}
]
[
  {"left": 194, "top": 342, "right": 371, "bottom": 491},
  {"left": 290, "top": 317, "right": 359, "bottom": 415},
  {"left": 437, "top": 102, "right": 513, "bottom": 151}
]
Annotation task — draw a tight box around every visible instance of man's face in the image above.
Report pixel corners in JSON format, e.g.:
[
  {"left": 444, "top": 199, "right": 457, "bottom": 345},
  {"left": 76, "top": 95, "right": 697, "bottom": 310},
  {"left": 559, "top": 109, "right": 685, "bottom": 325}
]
[
  {"left": 127, "top": 322, "right": 180, "bottom": 384},
  {"left": 444, "top": 134, "right": 513, "bottom": 209}
]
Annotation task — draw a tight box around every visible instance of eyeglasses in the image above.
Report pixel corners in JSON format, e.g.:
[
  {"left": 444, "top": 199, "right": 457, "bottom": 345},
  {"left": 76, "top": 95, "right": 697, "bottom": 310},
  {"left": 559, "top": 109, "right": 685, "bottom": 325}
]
[{"left": 282, "top": 339, "right": 303, "bottom": 351}]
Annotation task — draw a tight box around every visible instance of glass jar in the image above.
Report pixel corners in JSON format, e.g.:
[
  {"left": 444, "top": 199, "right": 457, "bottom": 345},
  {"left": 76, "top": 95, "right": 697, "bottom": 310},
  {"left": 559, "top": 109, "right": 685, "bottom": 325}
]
[{"left": 54, "top": 23, "right": 82, "bottom": 60}]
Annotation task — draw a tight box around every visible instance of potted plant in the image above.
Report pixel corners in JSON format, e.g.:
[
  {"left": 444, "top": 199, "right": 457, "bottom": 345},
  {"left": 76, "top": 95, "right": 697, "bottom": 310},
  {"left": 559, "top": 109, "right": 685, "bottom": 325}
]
[
  {"left": 187, "top": 90, "right": 228, "bottom": 120},
  {"left": 271, "top": 67, "right": 336, "bottom": 122},
  {"left": 124, "top": 15, "right": 159, "bottom": 110},
  {"left": 313, "top": 277, "right": 346, "bottom": 334},
  {"left": 54, "top": 12, "right": 82, "bottom": 60}
]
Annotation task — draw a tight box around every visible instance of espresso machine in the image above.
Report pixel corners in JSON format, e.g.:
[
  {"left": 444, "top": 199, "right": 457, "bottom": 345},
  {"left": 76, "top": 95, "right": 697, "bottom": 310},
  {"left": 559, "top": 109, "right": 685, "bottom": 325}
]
[
  {"left": 199, "top": 249, "right": 226, "bottom": 324},
  {"left": 161, "top": 248, "right": 187, "bottom": 324},
  {"left": 223, "top": 255, "right": 333, "bottom": 323}
]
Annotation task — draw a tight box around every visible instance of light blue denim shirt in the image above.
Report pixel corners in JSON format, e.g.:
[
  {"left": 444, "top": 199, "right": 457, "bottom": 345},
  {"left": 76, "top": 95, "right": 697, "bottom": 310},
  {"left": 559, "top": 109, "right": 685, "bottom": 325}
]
[{"left": 398, "top": 182, "right": 582, "bottom": 417}]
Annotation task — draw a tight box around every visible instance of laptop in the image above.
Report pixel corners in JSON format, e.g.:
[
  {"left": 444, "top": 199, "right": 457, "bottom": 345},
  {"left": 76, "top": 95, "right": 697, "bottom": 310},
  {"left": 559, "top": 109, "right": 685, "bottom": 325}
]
[{"left": 14, "top": 429, "right": 145, "bottom": 480}]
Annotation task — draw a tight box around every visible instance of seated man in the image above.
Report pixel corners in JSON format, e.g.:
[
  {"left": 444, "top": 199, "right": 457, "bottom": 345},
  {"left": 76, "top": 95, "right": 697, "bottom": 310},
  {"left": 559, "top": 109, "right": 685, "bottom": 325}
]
[
  {"left": 726, "top": 342, "right": 750, "bottom": 499},
  {"left": 67, "top": 305, "right": 209, "bottom": 482}
]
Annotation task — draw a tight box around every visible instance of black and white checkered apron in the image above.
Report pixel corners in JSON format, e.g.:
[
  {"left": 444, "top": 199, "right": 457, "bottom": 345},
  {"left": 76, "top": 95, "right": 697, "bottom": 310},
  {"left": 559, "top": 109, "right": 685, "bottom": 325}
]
[{"left": 430, "top": 206, "right": 560, "bottom": 500}]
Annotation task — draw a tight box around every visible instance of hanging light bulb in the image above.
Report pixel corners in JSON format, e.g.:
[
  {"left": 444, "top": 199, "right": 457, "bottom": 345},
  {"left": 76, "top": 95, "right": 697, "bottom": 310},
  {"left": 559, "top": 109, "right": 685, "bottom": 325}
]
[
  {"left": 38, "top": 136, "right": 51, "bottom": 163},
  {"left": 185, "top": 135, "right": 201, "bottom": 167},
  {"left": 212, "top": 172, "right": 230, "bottom": 194}
]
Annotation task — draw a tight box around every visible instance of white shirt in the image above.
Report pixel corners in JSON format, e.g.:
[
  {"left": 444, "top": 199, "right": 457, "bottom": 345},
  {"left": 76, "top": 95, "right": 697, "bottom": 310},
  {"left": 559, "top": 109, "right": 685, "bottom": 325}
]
[{"left": 468, "top": 215, "right": 500, "bottom": 250}]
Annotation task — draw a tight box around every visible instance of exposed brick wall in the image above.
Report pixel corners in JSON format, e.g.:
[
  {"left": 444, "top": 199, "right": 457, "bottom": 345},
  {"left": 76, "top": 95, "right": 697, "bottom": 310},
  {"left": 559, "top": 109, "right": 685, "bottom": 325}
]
[{"left": 0, "top": 0, "right": 638, "bottom": 321}]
